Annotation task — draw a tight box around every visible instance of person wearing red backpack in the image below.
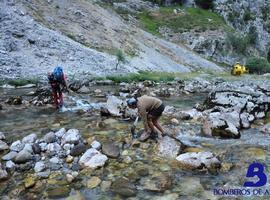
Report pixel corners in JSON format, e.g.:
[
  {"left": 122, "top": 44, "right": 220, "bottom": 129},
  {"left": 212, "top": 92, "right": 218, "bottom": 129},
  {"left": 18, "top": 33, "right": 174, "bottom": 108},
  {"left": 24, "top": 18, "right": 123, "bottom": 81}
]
[{"left": 48, "top": 66, "right": 68, "bottom": 109}]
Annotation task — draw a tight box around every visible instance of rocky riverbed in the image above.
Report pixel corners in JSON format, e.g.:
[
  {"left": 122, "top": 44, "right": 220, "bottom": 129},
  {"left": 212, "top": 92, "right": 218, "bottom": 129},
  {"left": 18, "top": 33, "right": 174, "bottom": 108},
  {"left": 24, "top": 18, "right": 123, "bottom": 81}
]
[{"left": 1, "top": 77, "right": 270, "bottom": 199}]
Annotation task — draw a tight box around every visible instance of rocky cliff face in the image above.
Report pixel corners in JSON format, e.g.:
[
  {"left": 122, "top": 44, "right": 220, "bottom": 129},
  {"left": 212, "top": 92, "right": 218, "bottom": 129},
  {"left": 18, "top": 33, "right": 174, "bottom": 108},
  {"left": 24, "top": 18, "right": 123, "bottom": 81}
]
[
  {"left": 160, "top": 0, "right": 270, "bottom": 65},
  {"left": 0, "top": 0, "right": 222, "bottom": 80},
  {"left": 214, "top": 0, "right": 270, "bottom": 53}
]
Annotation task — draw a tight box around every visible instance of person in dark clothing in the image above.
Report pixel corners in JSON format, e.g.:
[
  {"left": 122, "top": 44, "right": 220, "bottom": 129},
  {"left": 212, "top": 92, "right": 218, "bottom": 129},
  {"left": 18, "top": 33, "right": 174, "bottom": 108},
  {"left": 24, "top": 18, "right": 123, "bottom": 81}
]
[{"left": 48, "top": 67, "right": 68, "bottom": 109}]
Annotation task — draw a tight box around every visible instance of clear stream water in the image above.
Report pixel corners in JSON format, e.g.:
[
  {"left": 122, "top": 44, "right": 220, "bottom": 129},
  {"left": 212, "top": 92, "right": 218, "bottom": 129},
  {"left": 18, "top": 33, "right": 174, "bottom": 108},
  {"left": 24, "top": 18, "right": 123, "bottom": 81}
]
[{"left": 0, "top": 87, "right": 270, "bottom": 200}]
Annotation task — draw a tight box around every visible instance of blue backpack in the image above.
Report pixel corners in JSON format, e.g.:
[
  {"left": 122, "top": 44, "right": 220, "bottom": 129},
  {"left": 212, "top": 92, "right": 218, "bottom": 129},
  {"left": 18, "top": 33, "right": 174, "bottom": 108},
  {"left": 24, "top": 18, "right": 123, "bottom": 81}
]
[{"left": 53, "top": 66, "right": 64, "bottom": 83}]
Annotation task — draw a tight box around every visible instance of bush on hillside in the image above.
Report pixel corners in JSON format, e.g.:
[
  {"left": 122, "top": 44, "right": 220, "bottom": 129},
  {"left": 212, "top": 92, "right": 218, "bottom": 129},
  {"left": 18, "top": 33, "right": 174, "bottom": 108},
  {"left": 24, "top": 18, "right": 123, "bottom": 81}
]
[
  {"left": 226, "top": 33, "right": 249, "bottom": 55},
  {"left": 246, "top": 57, "right": 270, "bottom": 74},
  {"left": 195, "top": 0, "right": 214, "bottom": 10}
]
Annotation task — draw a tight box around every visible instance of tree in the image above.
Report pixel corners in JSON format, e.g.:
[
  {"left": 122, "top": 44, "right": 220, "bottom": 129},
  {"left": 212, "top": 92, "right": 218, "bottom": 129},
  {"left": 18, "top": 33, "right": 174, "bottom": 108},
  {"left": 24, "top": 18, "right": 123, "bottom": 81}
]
[{"left": 115, "top": 49, "right": 126, "bottom": 70}]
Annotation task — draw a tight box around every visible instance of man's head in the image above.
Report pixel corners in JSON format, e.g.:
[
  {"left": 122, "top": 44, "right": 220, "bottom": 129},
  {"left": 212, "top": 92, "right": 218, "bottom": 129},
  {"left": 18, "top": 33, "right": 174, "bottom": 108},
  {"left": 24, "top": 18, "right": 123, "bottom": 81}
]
[{"left": 127, "top": 98, "right": 137, "bottom": 109}]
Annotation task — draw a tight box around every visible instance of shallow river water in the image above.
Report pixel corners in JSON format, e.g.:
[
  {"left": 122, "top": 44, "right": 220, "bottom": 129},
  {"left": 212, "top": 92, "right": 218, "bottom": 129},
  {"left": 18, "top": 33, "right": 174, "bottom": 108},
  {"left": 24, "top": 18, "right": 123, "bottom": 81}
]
[{"left": 0, "top": 87, "right": 270, "bottom": 200}]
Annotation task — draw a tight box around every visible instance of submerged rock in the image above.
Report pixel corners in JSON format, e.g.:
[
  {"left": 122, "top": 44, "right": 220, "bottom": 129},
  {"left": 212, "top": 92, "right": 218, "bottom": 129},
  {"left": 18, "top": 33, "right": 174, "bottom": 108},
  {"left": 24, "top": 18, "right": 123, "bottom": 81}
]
[
  {"left": 102, "top": 143, "right": 120, "bottom": 158},
  {"left": 140, "top": 173, "right": 172, "bottom": 192},
  {"left": 111, "top": 177, "right": 136, "bottom": 197},
  {"left": 176, "top": 152, "right": 221, "bottom": 171},
  {"left": 87, "top": 176, "right": 101, "bottom": 189}
]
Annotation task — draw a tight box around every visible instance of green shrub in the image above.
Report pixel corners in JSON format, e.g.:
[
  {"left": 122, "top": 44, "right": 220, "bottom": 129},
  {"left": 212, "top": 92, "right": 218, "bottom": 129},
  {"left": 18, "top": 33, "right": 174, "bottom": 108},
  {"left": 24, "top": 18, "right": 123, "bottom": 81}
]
[
  {"left": 243, "top": 10, "right": 254, "bottom": 21},
  {"left": 267, "top": 49, "right": 270, "bottom": 63},
  {"left": 247, "top": 26, "right": 257, "bottom": 45},
  {"left": 194, "top": 0, "right": 214, "bottom": 10},
  {"left": 145, "top": 0, "right": 184, "bottom": 6},
  {"left": 7, "top": 78, "right": 39, "bottom": 87},
  {"left": 261, "top": 6, "right": 269, "bottom": 20},
  {"left": 246, "top": 57, "right": 270, "bottom": 74},
  {"left": 115, "top": 49, "right": 126, "bottom": 70},
  {"left": 106, "top": 71, "right": 176, "bottom": 83},
  {"left": 226, "top": 32, "right": 249, "bottom": 55}
]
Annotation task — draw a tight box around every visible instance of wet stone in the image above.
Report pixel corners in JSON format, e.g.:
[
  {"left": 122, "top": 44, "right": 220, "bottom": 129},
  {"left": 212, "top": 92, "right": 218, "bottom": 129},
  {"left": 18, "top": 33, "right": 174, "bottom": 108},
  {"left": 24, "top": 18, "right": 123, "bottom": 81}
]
[
  {"left": 102, "top": 143, "right": 120, "bottom": 158},
  {"left": 70, "top": 143, "right": 87, "bottom": 157},
  {"left": 111, "top": 177, "right": 136, "bottom": 197},
  {"left": 32, "top": 143, "right": 41, "bottom": 154},
  {"left": 44, "top": 132, "right": 56, "bottom": 143},
  {"left": 10, "top": 140, "right": 24, "bottom": 152},
  {"left": 2, "top": 151, "right": 18, "bottom": 161},
  {"left": 0, "top": 140, "right": 9, "bottom": 151},
  {"left": 87, "top": 176, "right": 101, "bottom": 189},
  {"left": 14, "top": 150, "right": 33, "bottom": 164},
  {"left": 47, "top": 186, "right": 70, "bottom": 199}
]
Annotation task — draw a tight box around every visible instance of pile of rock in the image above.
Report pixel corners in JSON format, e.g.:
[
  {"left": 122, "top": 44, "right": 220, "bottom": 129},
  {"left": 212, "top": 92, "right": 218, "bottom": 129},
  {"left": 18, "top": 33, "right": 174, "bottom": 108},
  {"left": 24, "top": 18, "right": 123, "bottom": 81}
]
[
  {"left": 202, "top": 81, "right": 270, "bottom": 138},
  {"left": 29, "top": 86, "right": 53, "bottom": 106},
  {"left": 0, "top": 128, "right": 111, "bottom": 181}
]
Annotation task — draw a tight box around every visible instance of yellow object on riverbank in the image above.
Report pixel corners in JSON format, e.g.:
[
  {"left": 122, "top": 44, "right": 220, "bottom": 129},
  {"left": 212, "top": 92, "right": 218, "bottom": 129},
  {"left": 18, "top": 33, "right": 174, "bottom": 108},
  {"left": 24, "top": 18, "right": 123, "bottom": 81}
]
[{"left": 231, "top": 62, "right": 249, "bottom": 75}]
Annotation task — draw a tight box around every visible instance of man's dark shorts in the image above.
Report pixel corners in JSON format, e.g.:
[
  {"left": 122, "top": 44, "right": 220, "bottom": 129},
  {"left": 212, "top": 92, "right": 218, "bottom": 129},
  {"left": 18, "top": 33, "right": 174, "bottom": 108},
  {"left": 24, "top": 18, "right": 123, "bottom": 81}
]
[{"left": 148, "top": 103, "right": 165, "bottom": 118}]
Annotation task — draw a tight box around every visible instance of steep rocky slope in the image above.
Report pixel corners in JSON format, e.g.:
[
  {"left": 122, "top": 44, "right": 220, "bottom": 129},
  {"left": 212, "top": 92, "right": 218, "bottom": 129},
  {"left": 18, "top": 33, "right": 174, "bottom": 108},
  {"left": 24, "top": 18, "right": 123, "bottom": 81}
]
[{"left": 0, "top": 0, "right": 222, "bottom": 80}]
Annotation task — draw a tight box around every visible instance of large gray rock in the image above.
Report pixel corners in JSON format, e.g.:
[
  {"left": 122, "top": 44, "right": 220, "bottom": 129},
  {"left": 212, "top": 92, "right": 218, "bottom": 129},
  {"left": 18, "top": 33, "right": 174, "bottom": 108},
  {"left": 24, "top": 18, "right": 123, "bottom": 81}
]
[
  {"left": 61, "top": 129, "right": 80, "bottom": 145},
  {"left": 158, "top": 136, "right": 182, "bottom": 159},
  {"left": 176, "top": 152, "right": 221, "bottom": 171},
  {"left": 102, "top": 143, "right": 120, "bottom": 158},
  {"left": 22, "top": 133, "right": 37, "bottom": 144},
  {"left": 44, "top": 132, "right": 56, "bottom": 143},
  {"left": 2, "top": 151, "right": 18, "bottom": 161},
  {"left": 0, "top": 140, "right": 9, "bottom": 151},
  {"left": 79, "top": 148, "right": 108, "bottom": 169},
  {"left": 14, "top": 149, "right": 33, "bottom": 164},
  {"left": 10, "top": 140, "right": 24, "bottom": 152},
  {"left": 106, "top": 96, "right": 124, "bottom": 117},
  {"left": 34, "top": 161, "right": 46, "bottom": 173}
]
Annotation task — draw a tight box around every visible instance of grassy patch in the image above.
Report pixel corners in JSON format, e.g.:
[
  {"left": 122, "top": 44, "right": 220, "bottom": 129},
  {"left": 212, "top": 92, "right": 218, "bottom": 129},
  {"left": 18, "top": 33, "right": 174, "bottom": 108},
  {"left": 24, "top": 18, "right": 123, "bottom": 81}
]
[
  {"left": 105, "top": 71, "right": 176, "bottom": 83},
  {"left": 7, "top": 78, "right": 39, "bottom": 87},
  {"left": 138, "top": 6, "right": 229, "bottom": 35},
  {"left": 94, "top": 70, "right": 270, "bottom": 84}
]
